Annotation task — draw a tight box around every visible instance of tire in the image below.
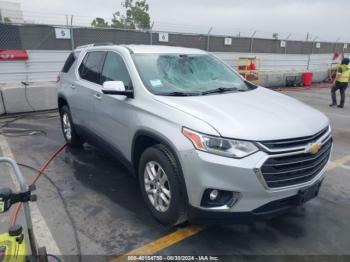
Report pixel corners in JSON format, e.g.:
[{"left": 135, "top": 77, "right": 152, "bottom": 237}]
[
  {"left": 59, "top": 105, "right": 83, "bottom": 147},
  {"left": 138, "top": 144, "right": 187, "bottom": 226}
]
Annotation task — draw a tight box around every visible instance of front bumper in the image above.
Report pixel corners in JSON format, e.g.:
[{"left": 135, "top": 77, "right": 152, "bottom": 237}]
[
  {"left": 178, "top": 147, "right": 329, "bottom": 214},
  {"left": 187, "top": 186, "right": 321, "bottom": 225}
]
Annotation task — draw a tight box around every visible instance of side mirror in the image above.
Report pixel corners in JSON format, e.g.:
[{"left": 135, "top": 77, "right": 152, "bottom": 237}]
[{"left": 102, "top": 81, "right": 134, "bottom": 98}]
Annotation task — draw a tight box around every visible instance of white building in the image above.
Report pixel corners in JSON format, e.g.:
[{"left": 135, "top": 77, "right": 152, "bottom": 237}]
[{"left": 0, "top": 1, "right": 24, "bottom": 23}]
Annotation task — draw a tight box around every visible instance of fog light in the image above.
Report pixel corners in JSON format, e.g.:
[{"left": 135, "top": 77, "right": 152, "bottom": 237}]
[
  {"left": 209, "top": 189, "right": 219, "bottom": 200},
  {"left": 201, "top": 189, "right": 241, "bottom": 208}
]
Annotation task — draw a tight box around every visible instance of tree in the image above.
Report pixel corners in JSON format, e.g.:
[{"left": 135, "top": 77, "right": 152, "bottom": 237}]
[
  {"left": 111, "top": 12, "right": 133, "bottom": 29},
  {"left": 91, "top": 17, "right": 109, "bottom": 28},
  {"left": 4, "top": 17, "right": 12, "bottom": 23},
  {"left": 111, "top": 0, "right": 150, "bottom": 29}
]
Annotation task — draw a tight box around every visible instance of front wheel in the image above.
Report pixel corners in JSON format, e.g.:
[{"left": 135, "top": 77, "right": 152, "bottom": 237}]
[{"left": 138, "top": 144, "right": 187, "bottom": 226}]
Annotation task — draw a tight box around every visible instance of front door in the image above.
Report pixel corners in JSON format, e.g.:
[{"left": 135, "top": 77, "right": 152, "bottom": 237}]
[{"left": 91, "top": 51, "right": 135, "bottom": 158}]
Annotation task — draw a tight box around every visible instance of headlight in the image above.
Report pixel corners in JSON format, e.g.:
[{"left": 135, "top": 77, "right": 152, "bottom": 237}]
[{"left": 182, "top": 127, "right": 259, "bottom": 158}]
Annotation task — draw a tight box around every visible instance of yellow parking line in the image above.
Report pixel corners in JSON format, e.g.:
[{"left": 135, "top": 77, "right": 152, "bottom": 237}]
[
  {"left": 112, "top": 225, "right": 203, "bottom": 261},
  {"left": 327, "top": 154, "right": 350, "bottom": 171},
  {"left": 111, "top": 153, "right": 350, "bottom": 261}
]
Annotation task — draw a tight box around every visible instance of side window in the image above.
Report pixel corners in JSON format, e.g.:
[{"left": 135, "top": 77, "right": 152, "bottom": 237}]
[
  {"left": 101, "top": 52, "right": 132, "bottom": 89},
  {"left": 78, "top": 51, "right": 106, "bottom": 84}
]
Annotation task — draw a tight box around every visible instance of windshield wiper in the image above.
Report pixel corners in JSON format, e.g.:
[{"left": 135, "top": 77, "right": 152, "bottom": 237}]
[
  {"left": 156, "top": 91, "right": 201, "bottom": 96},
  {"left": 201, "top": 87, "right": 241, "bottom": 95},
  {"left": 156, "top": 87, "right": 241, "bottom": 97}
]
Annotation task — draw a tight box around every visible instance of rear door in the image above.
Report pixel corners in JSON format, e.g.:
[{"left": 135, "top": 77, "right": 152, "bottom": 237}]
[
  {"left": 91, "top": 51, "right": 134, "bottom": 156},
  {"left": 59, "top": 51, "right": 80, "bottom": 119},
  {"left": 73, "top": 51, "right": 106, "bottom": 130}
]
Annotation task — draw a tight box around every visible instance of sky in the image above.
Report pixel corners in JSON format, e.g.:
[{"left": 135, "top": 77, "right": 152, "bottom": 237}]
[{"left": 4, "top": 0, "right": 350, "bottom": 42}]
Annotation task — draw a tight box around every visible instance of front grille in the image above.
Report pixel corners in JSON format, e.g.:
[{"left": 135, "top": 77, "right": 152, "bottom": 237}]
[
  {"left": 260, "top": 138, "right": 332, "bottom": 188},
  {"left": 260, "top": 126, "right": 329, "bottom": 150}
]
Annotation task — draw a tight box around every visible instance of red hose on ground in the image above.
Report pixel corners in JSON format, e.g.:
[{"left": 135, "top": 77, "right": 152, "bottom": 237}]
[{"left": 11, "top": 143, "right": 67, "bottom": 226}]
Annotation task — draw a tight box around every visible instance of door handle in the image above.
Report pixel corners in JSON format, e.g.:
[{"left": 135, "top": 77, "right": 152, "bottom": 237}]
[
  {"left": 94, "top": 93, "right": 102, "bottom": 100},
  {"left": 71, "top": 84, "right": 76, "bottom": 89}
]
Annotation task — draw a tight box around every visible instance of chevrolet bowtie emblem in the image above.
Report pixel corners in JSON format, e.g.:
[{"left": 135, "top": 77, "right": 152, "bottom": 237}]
[{"left": 306, "top": 143, "right": 322, "bottom": 154}]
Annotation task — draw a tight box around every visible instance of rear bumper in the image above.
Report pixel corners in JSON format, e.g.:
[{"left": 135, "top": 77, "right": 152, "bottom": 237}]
[{"left": 187, "top": 187, "right": 320, "bottom": 225}]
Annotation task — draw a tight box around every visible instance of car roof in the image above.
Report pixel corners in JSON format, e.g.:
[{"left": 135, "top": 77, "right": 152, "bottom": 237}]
[{"left": 76, "top": 44, "right": 207, "bottom": 55}]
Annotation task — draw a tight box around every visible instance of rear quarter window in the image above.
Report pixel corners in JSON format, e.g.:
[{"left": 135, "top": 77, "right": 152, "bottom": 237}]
[{"left": 62, "top": 52, "right": 76, "bottom": 73}]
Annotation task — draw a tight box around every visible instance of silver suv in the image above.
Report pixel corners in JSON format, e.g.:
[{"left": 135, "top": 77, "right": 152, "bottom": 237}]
[{"left": 57, "top": 44, "right": 332, "bottom": 225}]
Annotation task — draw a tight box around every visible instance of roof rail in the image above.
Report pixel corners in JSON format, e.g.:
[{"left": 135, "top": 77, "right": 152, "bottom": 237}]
[
  {"left": 93, "top": 42, "right": 114, "bottom": 46},
  {"left": 121, "top": 45, "right": 134, "bottom": 54},
  {"left": 75, "top": 42, "right": 114, "bottom": 50},
  {"left": 75, "top": 44, "right": 94, "bottom": 50}
]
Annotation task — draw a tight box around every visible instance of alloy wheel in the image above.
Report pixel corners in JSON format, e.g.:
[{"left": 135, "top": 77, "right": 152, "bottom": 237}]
[
  {"left": 62, "top": 113, "right": 72, "bottom": 141},
  {"left": 144, "top": 161, "right": 171, "bottom": 212}
]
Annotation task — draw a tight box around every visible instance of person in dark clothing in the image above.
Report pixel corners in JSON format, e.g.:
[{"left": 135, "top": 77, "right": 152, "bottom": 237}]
[{"left": 330, "top": 57, "right": 350, "bottom": 108}]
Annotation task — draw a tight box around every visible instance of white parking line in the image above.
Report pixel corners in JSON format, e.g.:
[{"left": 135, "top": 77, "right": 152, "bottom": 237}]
[
  {"left": 325, "top": 112, "right": 350, "bottom": 119},
  {"left": 339, "top": 164, "right": 350, "bottom": 171},
  {"left": 0, "top": 135, "right": 62, "bottom": 255}
]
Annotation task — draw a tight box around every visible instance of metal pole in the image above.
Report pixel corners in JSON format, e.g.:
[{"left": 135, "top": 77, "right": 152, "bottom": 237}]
[
  {"left": 250, "top": 31, "right": 257, "bottom": 54},
  {"left": 70, "top": 15, "right": 74, "bottom": 50},
  {"left": 334, "top": 37, "right": 340, "bottom": 52},
  {"left": 285, "top": 33, "right": 291, "bottom": 55},
  {"left": 307, "top": 36, "right": 318, "bottom": 70},
  {"left": 150, "top": 21, "right": 154, "bottom": 45},
  {"left": 206, "top": 27, "right": 213, "bottom": 51}
]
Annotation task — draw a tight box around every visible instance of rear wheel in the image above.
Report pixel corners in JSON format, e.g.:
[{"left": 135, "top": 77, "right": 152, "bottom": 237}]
[
  {"left": 139, "top": 144, "right": 187, "bottom": 226},
  {"left": 59, "top": 105, "right": 83, "bottom": 147}
]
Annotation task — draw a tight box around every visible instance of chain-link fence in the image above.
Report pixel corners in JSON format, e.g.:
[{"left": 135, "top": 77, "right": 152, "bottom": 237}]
[
  {"left": 1, "top": 21, "right": 350, "bottom": 85},
  {"left": 1, "top": 23, "right": 349, "bottom": 55}
]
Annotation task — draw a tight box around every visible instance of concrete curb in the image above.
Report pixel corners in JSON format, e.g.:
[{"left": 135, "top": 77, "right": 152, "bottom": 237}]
[
  {"left": 0, "top": 84, "right": 6, "bottom": 115},
  {"left": 0, "top": 81, "right": 57, "bottom": 115}
]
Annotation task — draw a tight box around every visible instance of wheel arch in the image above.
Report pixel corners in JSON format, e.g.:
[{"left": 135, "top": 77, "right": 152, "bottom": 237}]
[
  {"left": 58, "top": 95, "right": 69, "bottom": 112},
  {"left": 131, "top": 130, "right": 189, "bottom": 203}
]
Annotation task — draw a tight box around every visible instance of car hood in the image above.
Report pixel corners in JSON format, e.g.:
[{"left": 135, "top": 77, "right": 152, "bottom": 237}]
[{"left": 154, "top": 87, "right": 329, "bottom": 141}]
